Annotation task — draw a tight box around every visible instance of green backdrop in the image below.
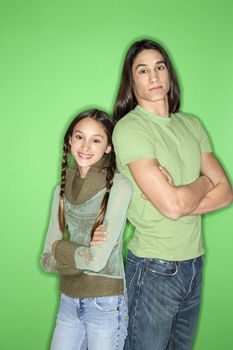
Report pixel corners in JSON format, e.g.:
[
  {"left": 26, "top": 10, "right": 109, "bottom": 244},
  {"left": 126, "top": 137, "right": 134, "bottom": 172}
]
[{"left": 1, "top": 1, "right": 232, "bottom": 349}]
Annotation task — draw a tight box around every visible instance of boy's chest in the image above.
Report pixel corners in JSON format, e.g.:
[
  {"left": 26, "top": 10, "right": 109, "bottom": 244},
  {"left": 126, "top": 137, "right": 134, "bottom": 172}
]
[{"left": 151, "top": 123, "right": 202, "bottom": 185}]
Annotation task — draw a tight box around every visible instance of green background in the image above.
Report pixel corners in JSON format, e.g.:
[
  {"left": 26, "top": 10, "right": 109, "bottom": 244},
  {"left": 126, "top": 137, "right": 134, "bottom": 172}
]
[{"left": 1, "top": 0, "right": 232, "bottom": 349}]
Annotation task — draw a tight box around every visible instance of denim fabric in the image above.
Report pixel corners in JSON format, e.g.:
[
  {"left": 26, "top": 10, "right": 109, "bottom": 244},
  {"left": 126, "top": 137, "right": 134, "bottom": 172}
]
[
  {"left": 124, "top": 250, "right": 203, "bottom": 350},
  {"left": 51, "top": 293, "right": 128, "bottom": 350}
]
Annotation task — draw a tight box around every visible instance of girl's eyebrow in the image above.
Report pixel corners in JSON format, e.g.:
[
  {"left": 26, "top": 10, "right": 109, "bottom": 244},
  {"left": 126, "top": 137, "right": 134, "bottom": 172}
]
[
  {"left": 73, "top": 130, "right": 104, "bottom": 138},
  {"left": 134, "top": 60, "right": 166, "bottom": 71},
  {"left": 93, "top": 135, "right": 104, "bottom": 138}
]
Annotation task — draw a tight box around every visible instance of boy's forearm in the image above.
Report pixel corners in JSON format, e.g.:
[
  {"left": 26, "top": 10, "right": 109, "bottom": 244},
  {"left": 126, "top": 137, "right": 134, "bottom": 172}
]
[
  {"left": 173, "top": 175, "right": 213, "bottom": 218},
  {"left": 190, "top": 181, "right": 233, "bottom": 215}
]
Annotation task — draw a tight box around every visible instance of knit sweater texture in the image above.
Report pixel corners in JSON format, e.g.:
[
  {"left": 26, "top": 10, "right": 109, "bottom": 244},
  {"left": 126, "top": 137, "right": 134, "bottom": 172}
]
[{"left": 41, "top": 158, "right": 132, "bottom": 298}]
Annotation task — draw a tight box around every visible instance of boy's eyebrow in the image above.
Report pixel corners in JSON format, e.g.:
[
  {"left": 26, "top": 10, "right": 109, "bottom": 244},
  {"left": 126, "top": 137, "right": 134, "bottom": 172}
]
[
  {"left": 134, "top": 60, "right": 166, "bottom": 70},
  {"left": 134, "top": 63, "right": 146, "bottom": 70},
  {"left": 155, "top": 60, "right": 166, "bottom": 65}
]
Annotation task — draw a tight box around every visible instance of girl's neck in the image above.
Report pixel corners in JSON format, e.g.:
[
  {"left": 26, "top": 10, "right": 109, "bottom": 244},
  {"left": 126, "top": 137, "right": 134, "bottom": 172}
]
[
  {"left": 78, "top": 166, "right": 90, "bottom": 179},
  {"left": 64, "top": 156, "right": 109, "bottom": 206}
]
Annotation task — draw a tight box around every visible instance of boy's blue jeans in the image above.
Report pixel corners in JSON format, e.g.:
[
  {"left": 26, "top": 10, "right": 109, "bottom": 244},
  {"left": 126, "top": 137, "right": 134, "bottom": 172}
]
[
  {"left": 124, "top": 250, "right": 203, "bottom": 350},
  {"left": 51, "top": 293, "right": 128, "bottom": 350}
]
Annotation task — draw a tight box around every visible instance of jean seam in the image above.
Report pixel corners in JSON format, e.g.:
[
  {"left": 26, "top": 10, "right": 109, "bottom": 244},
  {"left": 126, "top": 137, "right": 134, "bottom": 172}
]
[
  {"left": 130, "top": 262, "right": 146, "bottom": 350},
  {"left": 93, "top": 296, "right": 123, "bottom": 312},
  {"left": 127, "top": 261, "right": 141, "bottom": 292},
  {"left": 167, "top": 313, "right": 178, "bottom": 350},
  {"left": 115, "top": 295, "right": 128, "bottom": 349},
  {"left": 185, "top": 260, "right": 196, "bottom": 298},
  {"left": 125, "top": 256, "right": 139, "bottom": 264},
  {"left": 145, "top": 261, "right": 179, "bottom": 276}
]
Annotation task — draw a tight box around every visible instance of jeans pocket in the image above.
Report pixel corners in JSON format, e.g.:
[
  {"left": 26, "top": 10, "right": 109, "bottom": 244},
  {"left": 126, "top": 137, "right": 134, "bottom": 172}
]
[
  {"left": 94, "top": 295, "right": 123, "bottom": 312},
  {"left": 145, "top": 259, "right": 178, "bottom": 276}
]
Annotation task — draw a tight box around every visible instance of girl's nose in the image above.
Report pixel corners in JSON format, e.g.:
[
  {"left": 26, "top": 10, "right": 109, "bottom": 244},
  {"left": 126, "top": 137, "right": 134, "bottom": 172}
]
[{"left": 82, "top": 140, "right": 89, "bottom": 151}]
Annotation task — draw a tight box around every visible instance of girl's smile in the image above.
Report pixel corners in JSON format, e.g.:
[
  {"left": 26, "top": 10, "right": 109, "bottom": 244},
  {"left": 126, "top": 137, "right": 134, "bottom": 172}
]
[{"left": 69, "top": 117, "right": 111, "bottom": 178}]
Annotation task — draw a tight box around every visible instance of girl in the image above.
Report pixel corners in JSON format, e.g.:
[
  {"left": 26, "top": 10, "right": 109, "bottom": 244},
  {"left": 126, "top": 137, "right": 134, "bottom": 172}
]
[{"left": 41, "top": 109, "right": 132, "bottom": 350}]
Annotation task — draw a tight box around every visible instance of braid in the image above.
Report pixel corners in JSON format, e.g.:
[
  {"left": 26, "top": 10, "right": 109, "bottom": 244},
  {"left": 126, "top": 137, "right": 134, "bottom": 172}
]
[
  {"left": 58, "top": 141, "right": 69, "bottom": 239},
  {"left": 58, "top": 108, "right": 115, "bottom": 241},
  {"left": 90, "top": 151, "right": 116, "bottom": 239},
  {"left": 106, "top": 151, "right": 116, "bottom": 190}
]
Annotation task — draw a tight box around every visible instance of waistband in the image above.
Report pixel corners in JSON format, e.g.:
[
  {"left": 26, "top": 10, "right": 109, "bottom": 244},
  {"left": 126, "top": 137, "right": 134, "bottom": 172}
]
[
  {"left": 60, "top": 274, "right": 124, "bottom": 298},
  {"left": 127, "top": 250, "right": 203, "bottom": 266}
]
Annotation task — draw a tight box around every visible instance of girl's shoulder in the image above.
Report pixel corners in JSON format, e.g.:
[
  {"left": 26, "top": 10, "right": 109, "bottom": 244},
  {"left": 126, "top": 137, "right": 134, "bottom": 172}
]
[
  {"left": 49, "top": 184, "right": 59, "bottom": 198},
  {"left": 53, "top": 184, "right": 60, "bottom": 196},
  {"left": 112, "top": 173, "right": 133, "bottom": 193}
]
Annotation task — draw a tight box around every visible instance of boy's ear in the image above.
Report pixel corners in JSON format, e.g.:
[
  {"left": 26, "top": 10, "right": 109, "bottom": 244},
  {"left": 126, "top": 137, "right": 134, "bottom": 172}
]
[{"left": 105, "top": 145, "right": 112, "bottom": 154}]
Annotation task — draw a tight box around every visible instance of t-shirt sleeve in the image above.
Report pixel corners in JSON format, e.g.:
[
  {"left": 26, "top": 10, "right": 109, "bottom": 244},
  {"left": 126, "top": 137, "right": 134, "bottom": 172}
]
[
  {"left": 113, "top": 118, "right": 156, "bottom": 167},
  {"left": 194, "top": 117, "right": 212, "bottom": 153}
]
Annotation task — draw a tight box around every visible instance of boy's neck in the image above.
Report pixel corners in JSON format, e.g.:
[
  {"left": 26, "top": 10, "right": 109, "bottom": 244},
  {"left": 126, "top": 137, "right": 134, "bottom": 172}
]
[{"left": 138, "top": 98, "right": 169, "bottom": 118}]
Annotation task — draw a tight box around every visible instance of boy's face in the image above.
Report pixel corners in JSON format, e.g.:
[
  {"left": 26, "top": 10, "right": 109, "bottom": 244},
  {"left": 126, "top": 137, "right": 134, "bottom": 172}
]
[{"left": 131, "top": 49, "right": 170, "bottom": 108}]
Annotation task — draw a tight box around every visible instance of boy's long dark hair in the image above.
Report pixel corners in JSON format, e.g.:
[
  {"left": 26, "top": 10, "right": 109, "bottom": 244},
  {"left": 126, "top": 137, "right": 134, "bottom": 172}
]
[
  {"left": 59, "top": 109, "right": 116, "bottom": 240},
  {"left": 113, "top": 39, "right": 180, "bottom": 123}
]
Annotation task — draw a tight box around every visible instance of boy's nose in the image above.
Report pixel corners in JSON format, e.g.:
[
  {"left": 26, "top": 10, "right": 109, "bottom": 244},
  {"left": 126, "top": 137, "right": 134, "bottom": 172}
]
[{"left": 150, "top": 71, "right": 158, "bottom": 82}]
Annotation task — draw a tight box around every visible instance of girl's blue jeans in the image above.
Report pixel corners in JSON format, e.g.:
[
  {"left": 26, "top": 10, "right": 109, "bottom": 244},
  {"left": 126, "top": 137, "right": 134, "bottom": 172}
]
[
  {"left": 124, "top": 250, "right": 203, "bottom": 350},
  {"left": 51, "top": 293, "right": 128, "bottom": 350}
]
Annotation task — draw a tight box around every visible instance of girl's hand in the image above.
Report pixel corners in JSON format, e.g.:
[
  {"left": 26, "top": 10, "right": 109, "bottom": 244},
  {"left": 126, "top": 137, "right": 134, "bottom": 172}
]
[{"left": 90, "top": 224, "right": 107, "bottom": 246}]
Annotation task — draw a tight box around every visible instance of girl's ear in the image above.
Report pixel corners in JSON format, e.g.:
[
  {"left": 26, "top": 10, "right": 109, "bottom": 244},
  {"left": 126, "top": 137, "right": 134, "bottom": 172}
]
[
  {"left": 105, "top": 145, "right": 112, "bottom": 154},
  {"left": 69, "top": 137, "right": 72, "bottom": 146}
]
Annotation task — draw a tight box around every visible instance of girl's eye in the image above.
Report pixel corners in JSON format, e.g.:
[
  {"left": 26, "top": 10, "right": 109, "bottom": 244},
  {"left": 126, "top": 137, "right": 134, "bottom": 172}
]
[
  {"left": 75, "top": 135, "right": 82, "bottom": 139},
  {"left": 139, "top": 69, "right": 147, "bottom": 74},
  {"left": 93, "top": 139, "right": 101, "bottom": 143}
]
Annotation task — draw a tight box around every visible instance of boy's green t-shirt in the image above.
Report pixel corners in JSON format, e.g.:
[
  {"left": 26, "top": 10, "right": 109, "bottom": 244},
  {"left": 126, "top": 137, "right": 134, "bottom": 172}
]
[{"left": 113, "top": 105, "right": 212, "bottom": 261}]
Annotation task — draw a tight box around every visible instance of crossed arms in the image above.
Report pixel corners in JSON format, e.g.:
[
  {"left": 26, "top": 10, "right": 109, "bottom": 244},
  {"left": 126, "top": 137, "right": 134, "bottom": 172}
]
[{"left": 129, "top": 152, "right": 233, "bottom": 220}]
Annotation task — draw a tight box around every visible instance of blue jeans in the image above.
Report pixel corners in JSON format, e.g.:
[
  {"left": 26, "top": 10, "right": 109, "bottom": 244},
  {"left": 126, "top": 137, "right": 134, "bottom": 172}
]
[
  {"left": 124, "top": 251, "right": 203, "bottom": 350},
  {"left": 51, "top": 293, "right": 128, "bottom": 350}
]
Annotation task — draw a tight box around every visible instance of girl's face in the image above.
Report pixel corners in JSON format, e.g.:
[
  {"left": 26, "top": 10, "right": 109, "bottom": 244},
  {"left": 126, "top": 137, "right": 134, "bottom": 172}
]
[{"left": 69, "top": 117, "right": 111, "bottom": 178}]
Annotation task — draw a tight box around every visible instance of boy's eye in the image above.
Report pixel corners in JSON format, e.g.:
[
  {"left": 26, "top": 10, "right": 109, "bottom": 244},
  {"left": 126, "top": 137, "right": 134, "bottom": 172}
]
[{"left": 156, "top": 64, "right": 165, "bottom": 71}]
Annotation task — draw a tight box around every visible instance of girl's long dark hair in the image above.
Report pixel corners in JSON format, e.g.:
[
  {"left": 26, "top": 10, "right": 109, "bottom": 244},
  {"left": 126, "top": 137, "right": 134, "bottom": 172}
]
[
  {"left": 58, "top": 109, "right": 116, "bottom": 240},
  {"left": 113, "top": 39, "right": 180, "bottom": 123}
]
